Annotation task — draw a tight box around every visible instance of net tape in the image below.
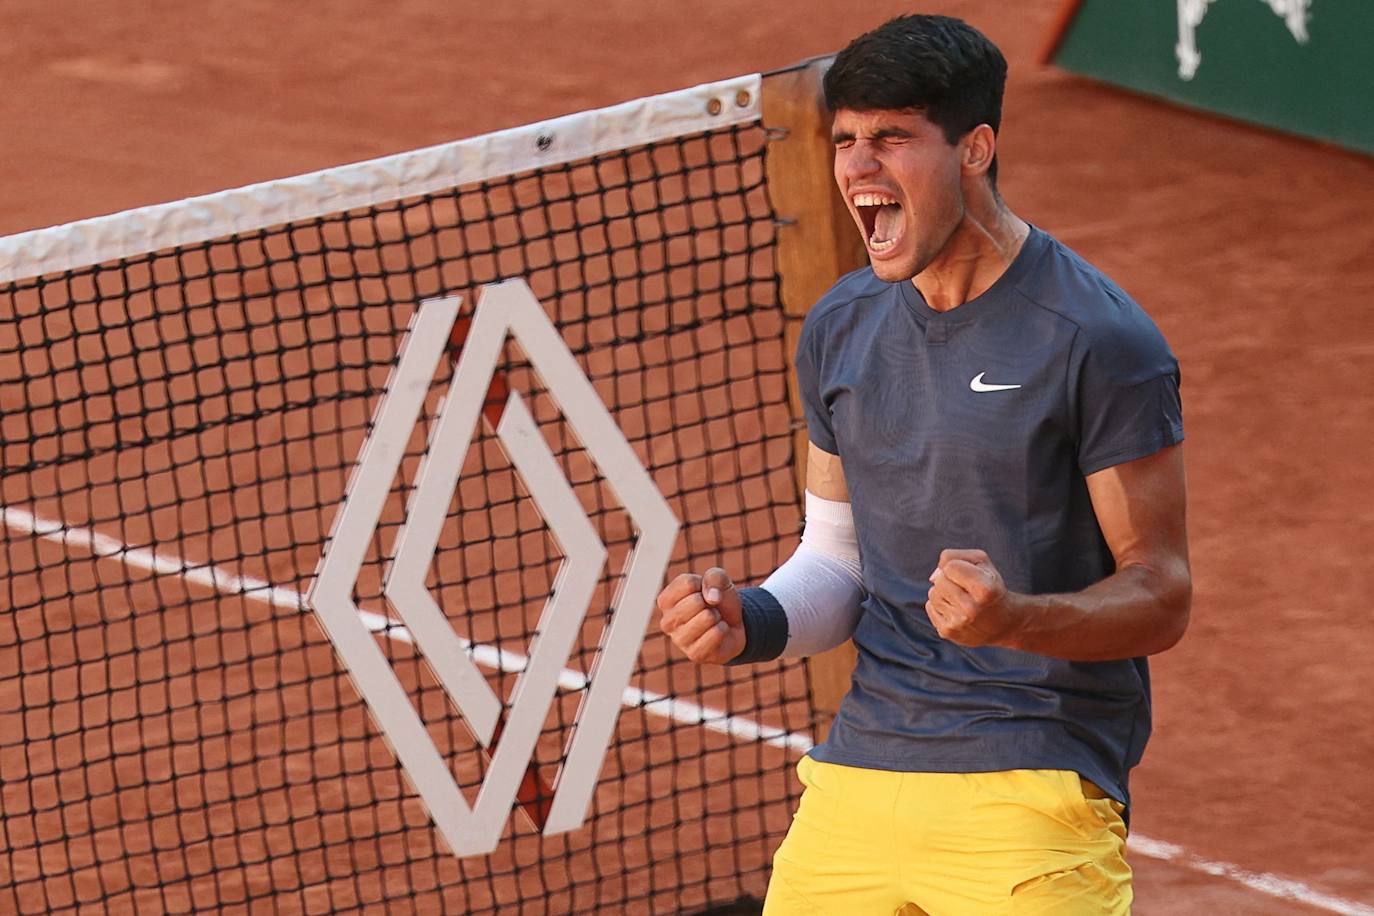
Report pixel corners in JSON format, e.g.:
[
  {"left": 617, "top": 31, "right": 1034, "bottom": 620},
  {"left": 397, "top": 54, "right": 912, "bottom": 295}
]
[{"left": 0, "top": 75, "right": 814, "bottom": 913}]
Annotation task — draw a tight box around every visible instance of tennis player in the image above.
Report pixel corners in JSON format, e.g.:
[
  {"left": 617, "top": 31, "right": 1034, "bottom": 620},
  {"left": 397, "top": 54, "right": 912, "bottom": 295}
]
[{"left": 657, "top": 14, "right": 1190, "bottom": 914}]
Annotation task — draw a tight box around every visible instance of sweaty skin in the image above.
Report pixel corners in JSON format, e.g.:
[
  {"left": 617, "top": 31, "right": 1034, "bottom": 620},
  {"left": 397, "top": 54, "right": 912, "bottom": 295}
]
[{"left": 830, "top": 108, "right": 1029, "bottom": 312}]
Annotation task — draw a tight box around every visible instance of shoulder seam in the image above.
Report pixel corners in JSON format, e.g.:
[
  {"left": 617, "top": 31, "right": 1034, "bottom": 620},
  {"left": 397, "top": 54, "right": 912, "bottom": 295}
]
[
  {"left": 1012, "top": 285, "right": 1090, "bottom": 334},
  {"left": 807, "top": 273, "right": 890, "bottom": 325},
  {"left": 1009, "top": 236, "right": 1139, "bottom": 336}
]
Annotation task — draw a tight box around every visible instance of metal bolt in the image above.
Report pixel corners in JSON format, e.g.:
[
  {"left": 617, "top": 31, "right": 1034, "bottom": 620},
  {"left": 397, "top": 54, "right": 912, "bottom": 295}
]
[
  {"left": 706, "top": 98, "right": 723, "bottom": 116},
  {"left": 735, "top": 90, "right": 752, "bottom": 107}
]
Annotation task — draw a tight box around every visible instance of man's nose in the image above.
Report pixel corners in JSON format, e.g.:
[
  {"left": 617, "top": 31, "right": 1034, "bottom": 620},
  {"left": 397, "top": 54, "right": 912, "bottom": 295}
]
[{"left": 842, "top": 141, "right": 881, "bottom": 180}]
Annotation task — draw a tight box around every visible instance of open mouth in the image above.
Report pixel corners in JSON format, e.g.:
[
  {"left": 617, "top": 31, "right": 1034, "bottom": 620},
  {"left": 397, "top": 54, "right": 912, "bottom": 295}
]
[{"left": 853, "top": 192, "right": 903, "bottom": 254}]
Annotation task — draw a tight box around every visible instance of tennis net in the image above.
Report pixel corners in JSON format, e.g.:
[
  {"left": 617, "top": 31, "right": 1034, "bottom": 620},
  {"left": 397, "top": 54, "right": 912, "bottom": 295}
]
[{"left": 0, "top": 74, "right": 819, "bottom": 913}]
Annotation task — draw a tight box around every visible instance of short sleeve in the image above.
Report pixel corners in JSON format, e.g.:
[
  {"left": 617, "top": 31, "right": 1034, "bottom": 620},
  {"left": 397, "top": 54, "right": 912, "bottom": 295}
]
[
  {"left": 794, "top": 311, "right": 838, "bottom": 455},
  {"left": 1070, "top": 324, "right": 1185, "bottom": 475}
]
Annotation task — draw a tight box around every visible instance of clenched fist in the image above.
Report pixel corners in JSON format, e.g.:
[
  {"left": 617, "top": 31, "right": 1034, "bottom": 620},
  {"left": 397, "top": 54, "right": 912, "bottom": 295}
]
[
  {"left": 656, "top": 567, "right": 746, "bottom": 664},
  {"left": 925, "top": 548, "right": 1019, "bottom": 648}
]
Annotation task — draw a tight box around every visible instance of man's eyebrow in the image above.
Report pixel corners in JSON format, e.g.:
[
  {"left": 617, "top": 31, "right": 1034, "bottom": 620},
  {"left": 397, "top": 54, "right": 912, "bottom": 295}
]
[{"left": 830, "top": 125, "right": 915, "bottom": 143}]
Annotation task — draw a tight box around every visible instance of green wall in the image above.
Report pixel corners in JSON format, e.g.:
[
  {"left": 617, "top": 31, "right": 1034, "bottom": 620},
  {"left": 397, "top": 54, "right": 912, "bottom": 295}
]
[{"left": 1053, "top": 1, "right": 1374, "bottom": 155}]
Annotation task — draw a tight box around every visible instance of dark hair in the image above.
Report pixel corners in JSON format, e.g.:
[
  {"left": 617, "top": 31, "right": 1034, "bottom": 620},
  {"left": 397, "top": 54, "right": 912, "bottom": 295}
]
[{"left": 824, "top": 15, "right": 1008, "bottom": 182}]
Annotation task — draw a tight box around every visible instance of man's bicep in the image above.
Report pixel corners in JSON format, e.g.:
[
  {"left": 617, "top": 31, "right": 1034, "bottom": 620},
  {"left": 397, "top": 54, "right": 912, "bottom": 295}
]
[
  {"left": 806, "top": 442, "right": 848, "bottom": 501},
  {"left": 1085, "top": 444, "right": 1189, "bottom": 577}
]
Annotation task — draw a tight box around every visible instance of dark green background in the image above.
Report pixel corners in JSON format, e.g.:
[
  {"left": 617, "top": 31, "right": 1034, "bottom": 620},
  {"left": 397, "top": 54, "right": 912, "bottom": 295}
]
[{"left": 1054, "top": 1, "right": 1373, "bottom": 155}]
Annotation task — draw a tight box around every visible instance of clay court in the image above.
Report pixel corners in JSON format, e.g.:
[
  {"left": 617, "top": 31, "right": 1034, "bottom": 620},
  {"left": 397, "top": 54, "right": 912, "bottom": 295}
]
[{"left": 2, "top": 0, "right": 1372, "bottom": 913}]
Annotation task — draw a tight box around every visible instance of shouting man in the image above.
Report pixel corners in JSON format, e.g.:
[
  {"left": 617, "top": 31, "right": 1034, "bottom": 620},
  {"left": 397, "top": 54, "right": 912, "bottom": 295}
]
[{"left": 658, "top": 14, "right": 1190, "bottom": 914}]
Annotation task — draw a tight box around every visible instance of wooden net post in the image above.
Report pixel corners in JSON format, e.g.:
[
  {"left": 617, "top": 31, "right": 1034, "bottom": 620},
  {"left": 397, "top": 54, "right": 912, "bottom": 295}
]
[{"left": 760, "top": 59, "right": 868, "bottom": 741}]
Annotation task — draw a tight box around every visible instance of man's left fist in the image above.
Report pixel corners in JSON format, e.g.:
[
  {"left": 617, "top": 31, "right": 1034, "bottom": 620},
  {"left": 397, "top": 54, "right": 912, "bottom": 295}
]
[{"left": 925, "top": 548, "right": 1017, "bottom": 647}]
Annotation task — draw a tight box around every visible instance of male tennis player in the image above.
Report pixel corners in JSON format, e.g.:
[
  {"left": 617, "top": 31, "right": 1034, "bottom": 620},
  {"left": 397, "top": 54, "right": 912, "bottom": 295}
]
[{"left": 657, "top": 14, "right": 1189, "bottom": 914}]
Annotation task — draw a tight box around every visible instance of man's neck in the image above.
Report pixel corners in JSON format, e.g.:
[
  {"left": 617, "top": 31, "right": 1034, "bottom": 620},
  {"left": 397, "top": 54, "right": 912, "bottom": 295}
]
[{"left": 913, "top": 198, "right": 1030, "bottom": 313}]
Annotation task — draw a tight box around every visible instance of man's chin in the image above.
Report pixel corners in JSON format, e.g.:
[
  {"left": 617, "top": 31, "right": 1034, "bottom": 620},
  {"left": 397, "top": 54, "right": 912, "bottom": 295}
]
[{"left": 867, "top": 253, "right": 917, "bottom": 283}]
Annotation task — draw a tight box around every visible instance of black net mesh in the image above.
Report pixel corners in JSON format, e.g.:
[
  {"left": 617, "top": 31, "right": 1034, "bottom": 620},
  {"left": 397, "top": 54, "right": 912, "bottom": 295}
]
[{"left": 0, "top": 122, "right": 813, "bottom": 913}]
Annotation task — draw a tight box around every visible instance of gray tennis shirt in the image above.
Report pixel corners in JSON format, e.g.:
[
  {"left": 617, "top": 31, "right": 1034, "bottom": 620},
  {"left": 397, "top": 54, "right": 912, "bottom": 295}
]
[{"left": 797, "top": 226, "right": 1183, "bottom": 806}]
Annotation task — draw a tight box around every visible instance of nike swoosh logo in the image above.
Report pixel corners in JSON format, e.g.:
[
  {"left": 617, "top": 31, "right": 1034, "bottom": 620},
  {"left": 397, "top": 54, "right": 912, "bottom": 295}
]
[{"left": 970, "top": 372, "right": 1022, "bottom": 393}]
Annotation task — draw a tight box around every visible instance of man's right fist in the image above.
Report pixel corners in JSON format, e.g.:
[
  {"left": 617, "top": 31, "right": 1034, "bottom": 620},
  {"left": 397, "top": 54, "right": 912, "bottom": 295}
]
[{"left": 656, "top": 567, "right": 746, "bottom": 664}]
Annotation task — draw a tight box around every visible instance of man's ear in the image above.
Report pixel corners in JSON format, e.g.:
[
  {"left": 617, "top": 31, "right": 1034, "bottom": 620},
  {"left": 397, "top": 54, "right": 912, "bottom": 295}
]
[{"left": 961, "top": 124, "right": 997, "bottom": 177}]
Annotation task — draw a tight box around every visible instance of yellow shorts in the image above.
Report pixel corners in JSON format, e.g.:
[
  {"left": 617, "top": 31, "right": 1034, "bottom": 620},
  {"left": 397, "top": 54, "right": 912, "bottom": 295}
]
[{"left": 764, "top": 756, "right": 1131, "bottom": 915}]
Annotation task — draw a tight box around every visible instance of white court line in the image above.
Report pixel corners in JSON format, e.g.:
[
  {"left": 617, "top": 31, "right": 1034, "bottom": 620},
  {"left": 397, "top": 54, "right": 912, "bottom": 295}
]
[
  {"left": 0, "top": 505, "right": 809, "bottom": 757},
  {"left": 1128, "top": 837, "right": 1374, "bottom": 915},
  {"left": 3, "top": 504, "right": 1370, "bottom": 913}
]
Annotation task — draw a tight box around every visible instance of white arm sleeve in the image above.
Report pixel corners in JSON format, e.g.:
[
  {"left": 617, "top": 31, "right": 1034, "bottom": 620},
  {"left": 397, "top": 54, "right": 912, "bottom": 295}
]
[{"left": 760, "top": 490, "right": 866, "bottom": 658}]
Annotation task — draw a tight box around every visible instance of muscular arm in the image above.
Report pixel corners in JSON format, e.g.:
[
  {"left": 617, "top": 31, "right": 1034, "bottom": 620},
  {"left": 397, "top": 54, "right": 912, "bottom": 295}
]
[
  {"left": 806, "top": 442, "right": 848, "bottom": 501},
  {"left": 927, "top": 444, "right": 1191, "bottom": 660}
]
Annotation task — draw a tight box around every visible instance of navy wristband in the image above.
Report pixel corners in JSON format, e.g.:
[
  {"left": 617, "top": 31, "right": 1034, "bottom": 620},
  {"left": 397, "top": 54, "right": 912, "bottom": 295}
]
[{"left": 727, "top": 586, "right": 790, "bottom": 665}]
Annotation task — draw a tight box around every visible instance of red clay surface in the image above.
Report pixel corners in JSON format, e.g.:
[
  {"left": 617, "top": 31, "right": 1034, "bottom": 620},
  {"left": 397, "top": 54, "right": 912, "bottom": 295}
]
[{"left": 3, "top": 0, "right": 1373, "bottom": 912}]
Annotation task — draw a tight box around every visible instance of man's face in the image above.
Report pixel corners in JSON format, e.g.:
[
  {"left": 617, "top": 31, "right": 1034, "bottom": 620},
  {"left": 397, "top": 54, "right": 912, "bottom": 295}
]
[{"left": 832, "top": 107, "right": 966, "bottom": 282}]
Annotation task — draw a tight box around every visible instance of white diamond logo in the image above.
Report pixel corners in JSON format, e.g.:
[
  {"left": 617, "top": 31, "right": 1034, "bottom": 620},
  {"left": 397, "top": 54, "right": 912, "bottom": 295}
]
[{"left": 307, "top": 280, "right": 680, "bottom": 857}]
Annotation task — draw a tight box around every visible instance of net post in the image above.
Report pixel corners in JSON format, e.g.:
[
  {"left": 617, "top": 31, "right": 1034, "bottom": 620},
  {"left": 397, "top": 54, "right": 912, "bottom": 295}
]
[{"left": 761, "top": 59, "right": 867, "bottom": 741}]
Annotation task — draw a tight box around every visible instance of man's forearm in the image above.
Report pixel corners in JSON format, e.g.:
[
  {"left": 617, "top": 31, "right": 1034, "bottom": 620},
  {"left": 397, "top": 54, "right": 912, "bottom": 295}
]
[{"left": 1004, "top": 562, "right": 1191, "bottom": 661}]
